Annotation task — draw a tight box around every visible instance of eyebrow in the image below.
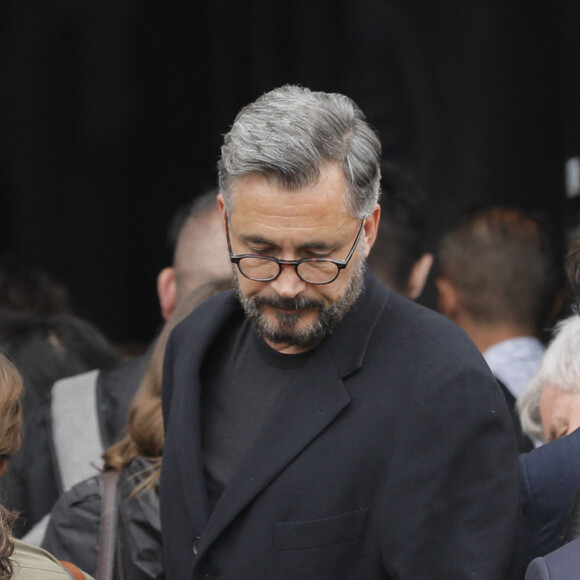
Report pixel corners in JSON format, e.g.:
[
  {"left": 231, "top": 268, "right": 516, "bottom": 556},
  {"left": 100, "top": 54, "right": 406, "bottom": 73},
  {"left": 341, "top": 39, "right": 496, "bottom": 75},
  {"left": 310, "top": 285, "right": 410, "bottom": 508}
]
[{"left": 240, "top": 233, "right": 338, "bottom": 252}]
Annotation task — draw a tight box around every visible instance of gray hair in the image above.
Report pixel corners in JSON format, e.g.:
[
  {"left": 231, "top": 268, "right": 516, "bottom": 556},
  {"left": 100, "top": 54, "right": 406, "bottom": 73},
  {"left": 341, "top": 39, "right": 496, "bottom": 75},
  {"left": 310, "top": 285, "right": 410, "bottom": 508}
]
[
  {"left": 517, "top": 315, "right": 580, "bottom": 442},
  {"left": 218, "top": 85, "right": 381, "bottom": 219}
]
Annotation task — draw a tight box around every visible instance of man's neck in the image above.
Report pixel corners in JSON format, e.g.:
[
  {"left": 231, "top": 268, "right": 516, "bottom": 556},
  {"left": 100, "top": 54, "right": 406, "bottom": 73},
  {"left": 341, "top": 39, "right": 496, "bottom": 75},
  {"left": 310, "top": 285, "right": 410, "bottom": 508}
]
[
  {"left": 456, "top": 317, "right": 538, "bottom": 354},
  {"left": 264, "top": 338, "right": 321, "bottom": 355}
]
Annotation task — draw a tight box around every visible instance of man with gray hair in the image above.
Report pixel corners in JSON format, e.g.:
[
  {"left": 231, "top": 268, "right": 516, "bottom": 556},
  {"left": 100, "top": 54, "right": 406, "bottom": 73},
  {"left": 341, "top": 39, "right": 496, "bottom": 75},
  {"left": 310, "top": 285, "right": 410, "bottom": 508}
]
[{"left": 160, "top": 85, "right": 520, "bottom": 578}]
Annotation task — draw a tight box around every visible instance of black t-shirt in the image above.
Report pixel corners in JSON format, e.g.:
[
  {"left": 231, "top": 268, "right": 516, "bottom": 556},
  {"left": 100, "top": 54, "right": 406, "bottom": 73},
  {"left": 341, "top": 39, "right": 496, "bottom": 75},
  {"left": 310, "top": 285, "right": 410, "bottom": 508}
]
[{"left": 201, "top": 315, "right": 311, "bottom": 508}]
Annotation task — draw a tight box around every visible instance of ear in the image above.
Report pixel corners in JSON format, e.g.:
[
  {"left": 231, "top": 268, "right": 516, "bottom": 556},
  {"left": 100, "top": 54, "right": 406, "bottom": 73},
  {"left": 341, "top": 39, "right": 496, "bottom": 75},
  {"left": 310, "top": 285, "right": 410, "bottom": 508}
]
[
  {"left": 435, "top": 276, "right": 460, "bottom": 320},
  {"left": 544, "top": 288, "right": 565, "bottom": 327},
  {"left": 362, "top": 204, "right": 381, "bottom": 258},
  {"left": 217, "top": 193, "right": 228, "bottom": 233},
  {"left": 0, "top": 459, "right": 8, "bottom": 479},
  {"left": 157, "top": 267, "right": 177, "bottom": 321},
  {"left": 406, "top": 253, "right": 434, "bottom": 300}
]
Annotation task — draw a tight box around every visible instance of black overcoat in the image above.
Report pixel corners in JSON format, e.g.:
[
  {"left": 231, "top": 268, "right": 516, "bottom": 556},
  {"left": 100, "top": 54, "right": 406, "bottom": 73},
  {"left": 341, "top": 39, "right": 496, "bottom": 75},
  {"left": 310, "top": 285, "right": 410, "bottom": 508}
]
[{"left": 160, "top": 270, "right": 520, "bottom": 579}]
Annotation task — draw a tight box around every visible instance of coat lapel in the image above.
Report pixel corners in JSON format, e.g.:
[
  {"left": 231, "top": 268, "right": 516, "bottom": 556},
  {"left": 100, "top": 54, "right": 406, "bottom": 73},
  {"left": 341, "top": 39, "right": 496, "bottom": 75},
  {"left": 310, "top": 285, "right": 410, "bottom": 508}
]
[
  {"left": 170, "top": 293, "right": 241, "bottom": 531},
  {"left": 173, "top": 365, "right": 211, "bottom": 529}
]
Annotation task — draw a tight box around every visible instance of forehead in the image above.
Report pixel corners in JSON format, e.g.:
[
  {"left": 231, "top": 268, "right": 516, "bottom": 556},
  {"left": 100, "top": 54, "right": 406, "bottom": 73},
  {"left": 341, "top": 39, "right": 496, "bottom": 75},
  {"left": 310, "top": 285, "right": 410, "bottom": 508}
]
[{"left": 229, "top": 165, "right": 353, "bottom": 233}]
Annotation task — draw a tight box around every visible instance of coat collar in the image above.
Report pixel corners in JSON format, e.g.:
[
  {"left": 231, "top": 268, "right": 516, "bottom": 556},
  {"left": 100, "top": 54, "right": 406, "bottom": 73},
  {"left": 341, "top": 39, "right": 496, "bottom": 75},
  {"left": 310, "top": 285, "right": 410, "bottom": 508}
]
[
  {"left": 324, "top": 268, "right": 391, "bottom": 378},
  {"left": 186, "top": 267, "right": 390, "bottom": 381}
]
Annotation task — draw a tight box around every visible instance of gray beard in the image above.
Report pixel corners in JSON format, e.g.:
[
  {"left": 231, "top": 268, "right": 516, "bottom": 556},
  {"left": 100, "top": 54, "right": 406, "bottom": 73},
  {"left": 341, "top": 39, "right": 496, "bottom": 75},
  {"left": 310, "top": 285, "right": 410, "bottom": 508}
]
[{"left": 234, "top": 254, "right": 366, "bottom": 349}]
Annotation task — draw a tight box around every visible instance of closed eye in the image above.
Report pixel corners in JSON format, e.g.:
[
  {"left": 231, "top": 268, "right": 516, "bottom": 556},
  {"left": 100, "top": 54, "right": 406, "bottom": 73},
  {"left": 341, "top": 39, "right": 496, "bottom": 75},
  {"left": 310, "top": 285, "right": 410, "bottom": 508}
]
[
  {"left": 246, "top": 247, "right": 335, "bottom": 259},
  {"left": 248, "top": 246, "right": 277, "bottom": 256},
  {"left": 301, "top": 244, "right": 340, "bottom": 259},
  {"left": 548, "top": 426, "right": 569, "bottom": 442},
  {"left": 305, "top": 252, "right": 333, "bottom": 260}
]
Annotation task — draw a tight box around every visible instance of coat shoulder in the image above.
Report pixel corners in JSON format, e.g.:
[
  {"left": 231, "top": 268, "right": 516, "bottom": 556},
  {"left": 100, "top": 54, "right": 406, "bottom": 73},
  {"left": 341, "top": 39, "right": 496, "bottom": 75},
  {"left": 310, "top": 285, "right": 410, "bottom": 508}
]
[{"left": 526, "top": 537, "right": 580, "bottom": 579}]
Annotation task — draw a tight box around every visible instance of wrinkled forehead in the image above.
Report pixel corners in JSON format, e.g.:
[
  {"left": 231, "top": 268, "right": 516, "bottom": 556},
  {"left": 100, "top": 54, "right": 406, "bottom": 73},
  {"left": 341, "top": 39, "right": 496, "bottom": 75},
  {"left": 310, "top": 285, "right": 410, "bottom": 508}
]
[
  {"left": 226, "top": 165, "right": 352, "bottom": 218},
  {"left": 224, "top": 168, "right": 359, "bottom": 249}
]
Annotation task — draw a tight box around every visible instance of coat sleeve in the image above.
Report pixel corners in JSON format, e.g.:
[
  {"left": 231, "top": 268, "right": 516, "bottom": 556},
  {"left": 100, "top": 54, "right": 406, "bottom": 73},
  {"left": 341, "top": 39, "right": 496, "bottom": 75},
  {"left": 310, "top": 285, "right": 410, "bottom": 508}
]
[
  {"left": 41, "top": 476, "right": 102, "bottom": 576},
  {"left": 519, "top": 427, "right": 580, "bottom": 562},
  {"left": 524, "top": 537, "right": 580, "bottom": 580},
  {"left": 161, "top": 328, "right": 177, "bottom": 432},
  {"left": 525, "top": 557, "right": 550, "bottom": 580},
  {"left": 379, "top": 364, "right": 521, "bottom": 579}
]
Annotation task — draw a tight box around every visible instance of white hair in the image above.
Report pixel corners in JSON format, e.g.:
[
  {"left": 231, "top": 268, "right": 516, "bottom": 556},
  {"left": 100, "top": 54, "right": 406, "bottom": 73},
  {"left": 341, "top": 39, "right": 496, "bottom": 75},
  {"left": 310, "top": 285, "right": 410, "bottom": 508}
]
[{"left": 517, "top": 315, "right": 580, "bottom": 442}]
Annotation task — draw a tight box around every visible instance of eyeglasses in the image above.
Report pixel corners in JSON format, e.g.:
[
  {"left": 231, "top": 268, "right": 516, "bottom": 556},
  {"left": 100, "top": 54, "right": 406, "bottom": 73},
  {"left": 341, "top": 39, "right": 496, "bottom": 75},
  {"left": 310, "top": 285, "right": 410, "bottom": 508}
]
[{"left": 225, "top": 217, "right": 365, "bottom": 285}]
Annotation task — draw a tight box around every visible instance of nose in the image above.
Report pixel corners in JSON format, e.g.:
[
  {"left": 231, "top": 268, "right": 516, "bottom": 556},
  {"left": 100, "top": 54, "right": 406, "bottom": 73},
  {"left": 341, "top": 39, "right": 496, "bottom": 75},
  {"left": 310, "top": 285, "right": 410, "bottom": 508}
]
[{"left": 270, "top": 263, "right": 307, "bottom": 298}]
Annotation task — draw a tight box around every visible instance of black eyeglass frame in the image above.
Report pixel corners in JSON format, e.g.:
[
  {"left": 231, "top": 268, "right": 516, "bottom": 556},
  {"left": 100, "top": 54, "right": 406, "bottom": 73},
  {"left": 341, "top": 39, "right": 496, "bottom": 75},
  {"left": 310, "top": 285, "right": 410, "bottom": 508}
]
[{"left": 225, "top": 216, "right": 365, "bottom": 285}]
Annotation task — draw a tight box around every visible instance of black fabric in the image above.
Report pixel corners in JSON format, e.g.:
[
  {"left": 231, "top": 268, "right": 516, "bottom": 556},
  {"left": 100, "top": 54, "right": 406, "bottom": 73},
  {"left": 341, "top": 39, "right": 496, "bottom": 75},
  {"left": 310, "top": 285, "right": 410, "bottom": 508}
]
[
  {"left": 496, "top": 378, "right": 535, "bottom": 453},
  {"left": 519, "top": 427, "right": 580, "bottom": 566},
  {"left": 42, "top": 456, "right": 161, "bottom": 580},
  {"left": 160, "top": 269, "right": 521, "bottom": 579},
  {"left": 117, "top": 458, "right": 162, "bottom": 580},
  {"left": 97, "top": 354, "right": 149, "bottom": 448},
  {"left": 564, "top": 486, "right": 580, "bottom": 544},
  {"left": 201, "top": 318, "right": 309, "bottom": 507},
  {"left": 42, "top": 475, "right": 102, "bottom": 572}
]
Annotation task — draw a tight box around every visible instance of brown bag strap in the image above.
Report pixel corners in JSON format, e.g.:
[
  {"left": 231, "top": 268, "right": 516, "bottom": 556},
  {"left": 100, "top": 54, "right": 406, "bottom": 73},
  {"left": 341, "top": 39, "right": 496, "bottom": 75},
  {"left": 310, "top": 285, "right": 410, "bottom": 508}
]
[
  {"left": 96, "top": 470, "right": 121, "bottom": 580},
  {"left": 60, "top": 561, "right": 87, "bottom": 580}
]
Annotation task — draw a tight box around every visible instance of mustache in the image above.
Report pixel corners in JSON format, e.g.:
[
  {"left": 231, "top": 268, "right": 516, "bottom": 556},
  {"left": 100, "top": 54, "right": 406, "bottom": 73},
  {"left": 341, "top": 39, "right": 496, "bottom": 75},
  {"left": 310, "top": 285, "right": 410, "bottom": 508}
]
[{"left": 252, "top": 295, "right": 325, "bottom": 311}]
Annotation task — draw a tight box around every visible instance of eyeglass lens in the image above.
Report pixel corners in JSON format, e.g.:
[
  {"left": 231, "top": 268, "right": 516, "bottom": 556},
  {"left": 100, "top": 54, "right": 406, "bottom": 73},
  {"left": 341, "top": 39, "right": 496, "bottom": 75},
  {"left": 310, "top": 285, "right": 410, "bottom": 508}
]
[{"left": 238, "top": 257, "right": 339, "bottom": 284}]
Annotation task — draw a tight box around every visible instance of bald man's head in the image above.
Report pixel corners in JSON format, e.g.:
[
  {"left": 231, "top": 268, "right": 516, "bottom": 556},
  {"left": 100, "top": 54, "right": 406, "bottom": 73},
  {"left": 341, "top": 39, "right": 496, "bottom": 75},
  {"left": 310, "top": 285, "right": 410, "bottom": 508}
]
[
  {"left": 157, "top": 194, "right": 232, "bottom": 320},
  {"left": 173, "top": 205, "right": 231, "bottom": 302}
]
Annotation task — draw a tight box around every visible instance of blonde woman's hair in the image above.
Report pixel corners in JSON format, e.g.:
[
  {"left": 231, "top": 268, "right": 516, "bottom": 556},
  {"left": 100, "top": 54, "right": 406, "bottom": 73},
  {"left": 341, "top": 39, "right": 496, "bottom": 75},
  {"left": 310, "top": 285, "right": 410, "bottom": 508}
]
[
  {"left": 0, "top": 353, "right": 23, "bottom": 460},
  {"left": 103, "top": 278, "right": 232, "bottom": 493}
]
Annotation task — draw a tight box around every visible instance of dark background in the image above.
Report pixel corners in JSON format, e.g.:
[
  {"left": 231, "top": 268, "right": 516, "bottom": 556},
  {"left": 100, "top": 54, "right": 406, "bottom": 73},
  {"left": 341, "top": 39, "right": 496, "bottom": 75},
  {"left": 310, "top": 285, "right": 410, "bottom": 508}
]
[{"left": 1, "top": 1, "right": 578, "bottom": 346}]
